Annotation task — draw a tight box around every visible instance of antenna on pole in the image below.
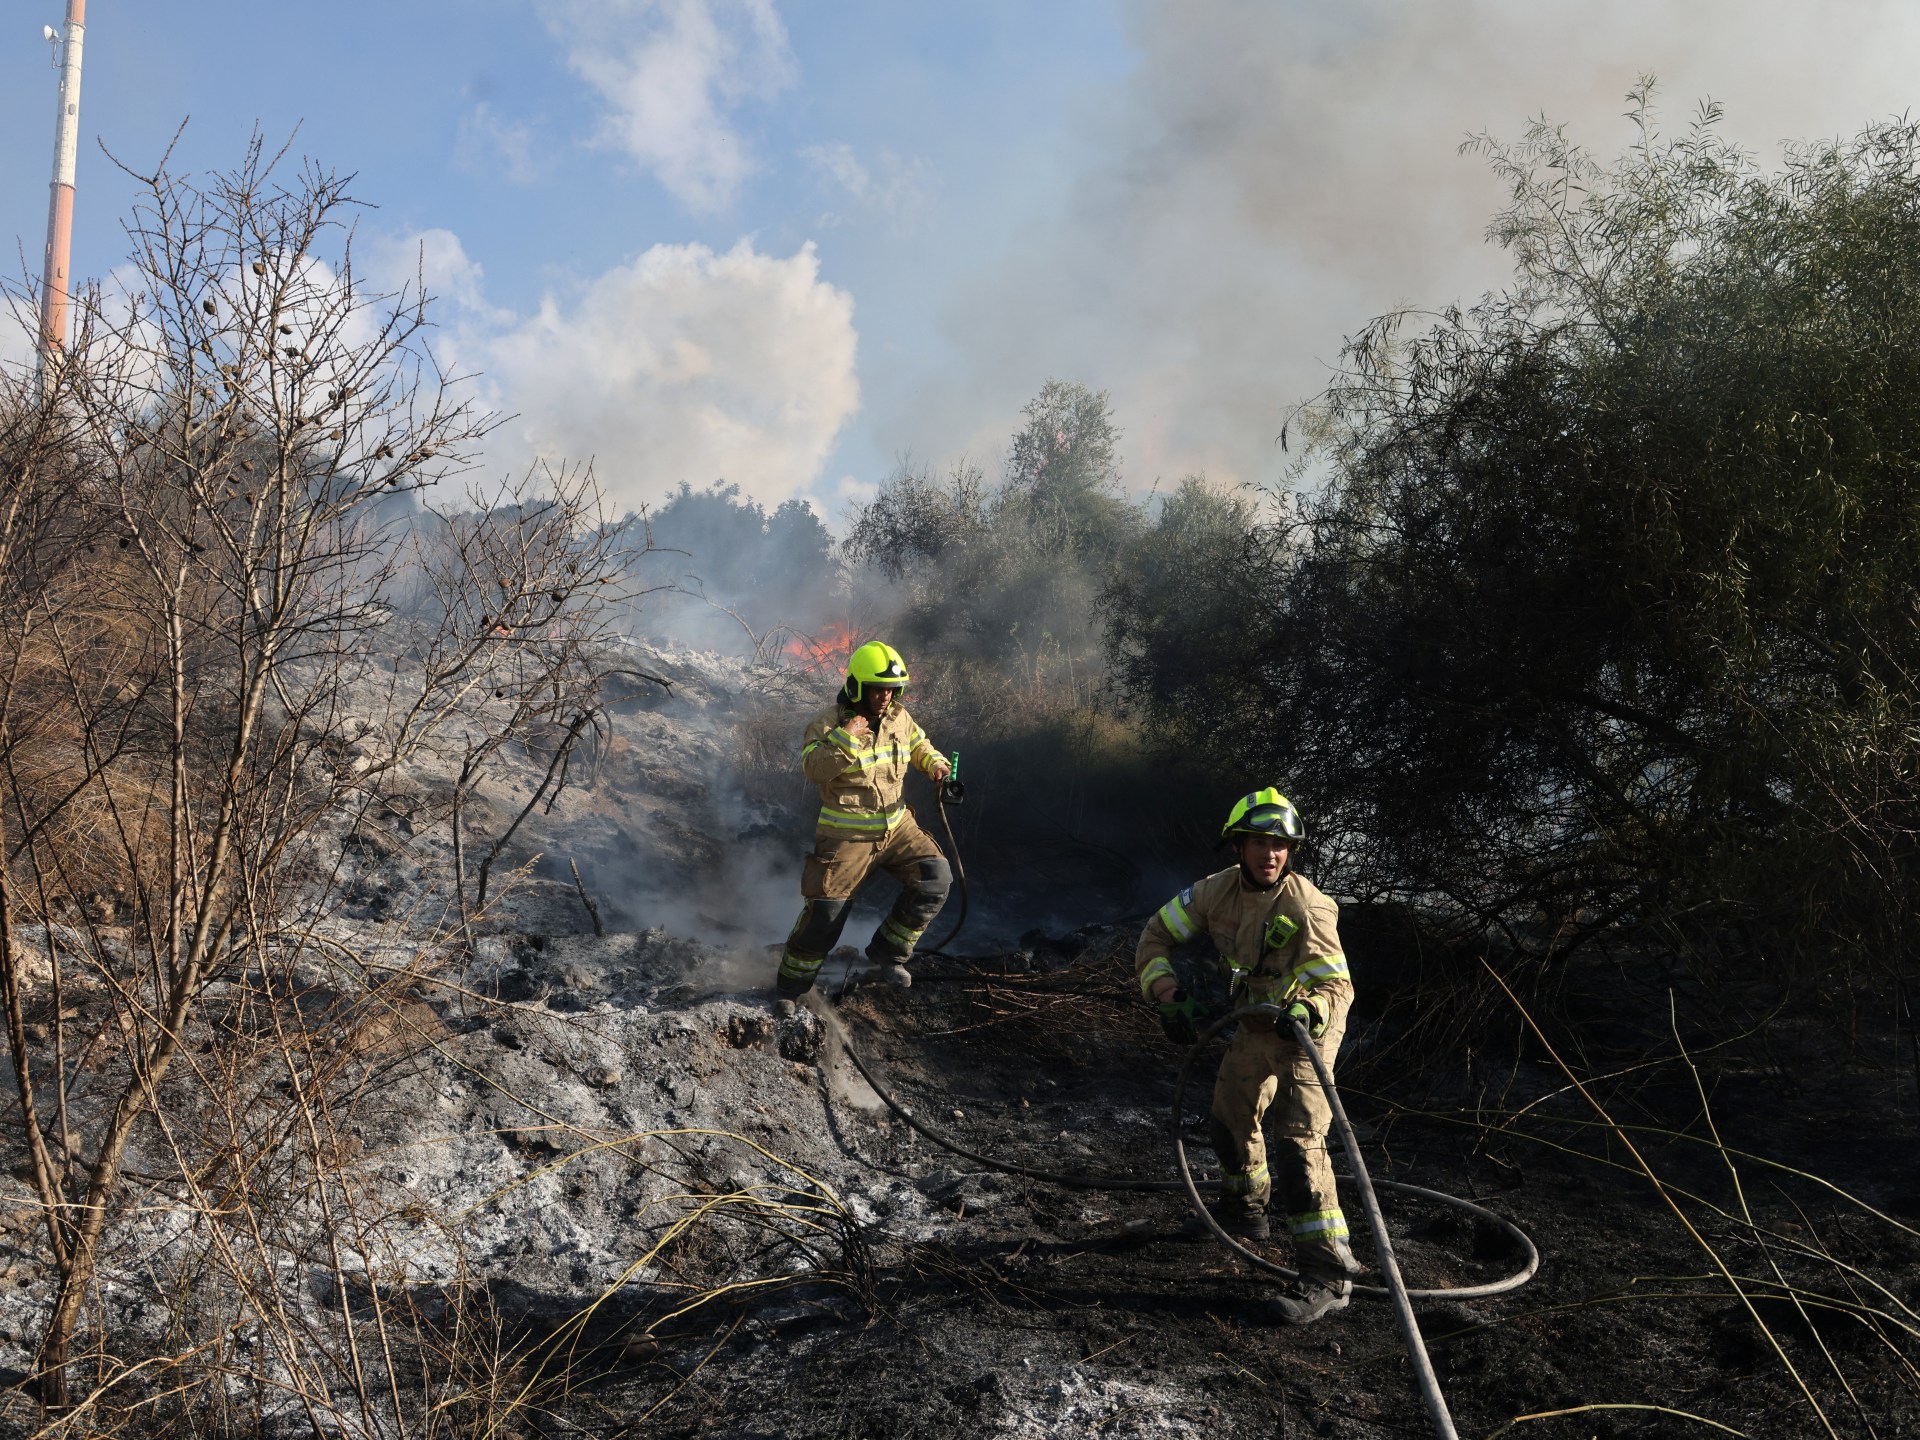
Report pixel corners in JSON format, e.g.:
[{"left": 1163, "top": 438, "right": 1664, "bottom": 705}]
[{"left": 37, "top": 0, "right": 88, "bottom": 400}]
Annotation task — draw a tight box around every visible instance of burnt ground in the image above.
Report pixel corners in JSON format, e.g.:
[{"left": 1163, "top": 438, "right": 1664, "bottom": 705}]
[
  {"left": 2, "top": 654, "right": 1908, "bottom": 1436},
  {"left": 514, "top": 918, "right": 1920, "bottom": 1440}
]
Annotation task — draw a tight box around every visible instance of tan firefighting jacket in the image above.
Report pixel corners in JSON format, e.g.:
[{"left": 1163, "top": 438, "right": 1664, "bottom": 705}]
[
  {"left": 800, "top": 701, "right": 947, "bottom": 838},
  {"left": 1135, "top": 867, "right": 1352, "bottom": 1024}
]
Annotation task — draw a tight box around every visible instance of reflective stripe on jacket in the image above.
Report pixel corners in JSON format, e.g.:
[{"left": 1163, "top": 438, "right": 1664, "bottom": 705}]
[
  {"left": 1134, "top": 867, "right": 1352, "bottom": 1024},
  {"left": 800, "top": 701, "right": 946, "bottom": 837}
]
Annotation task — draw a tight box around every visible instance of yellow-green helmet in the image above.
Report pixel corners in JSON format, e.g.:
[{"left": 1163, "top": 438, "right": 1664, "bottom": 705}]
[
  {"left": 1222, "top": 787, "right": 1305, "bottom": 843},
  {"left": 842, "top": 641, "right": 910, "bottom": 704}
]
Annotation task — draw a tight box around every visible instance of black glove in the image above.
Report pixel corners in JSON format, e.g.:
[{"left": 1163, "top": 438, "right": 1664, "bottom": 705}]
[
  {"left": 1284, "top": 996, "right": 1328, "bottom": 1040},
  {"left": 1157, "top": 990, "right": 1201, "bottom": 1046}
]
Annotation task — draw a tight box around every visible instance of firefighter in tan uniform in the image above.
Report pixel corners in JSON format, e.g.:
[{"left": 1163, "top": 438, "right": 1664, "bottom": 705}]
[
  {"left": 1136, "top": 788, "right": 1362, "bottom": 1324},
  {"left": 775, "top": 642, "right": 953, "bottom": 997}
]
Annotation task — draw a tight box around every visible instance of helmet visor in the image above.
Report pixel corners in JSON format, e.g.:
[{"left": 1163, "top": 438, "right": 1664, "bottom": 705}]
[{"left": 1233, "top": 803, "right": 1300, "bottom": 839}]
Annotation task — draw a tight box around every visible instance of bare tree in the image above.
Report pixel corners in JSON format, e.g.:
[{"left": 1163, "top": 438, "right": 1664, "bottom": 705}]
[
  {"left": 398, "top": 479, "right": 659, "bottom": 927},
  {"left": 0, "top": 136, "right": 643, "bottom": 1424}
]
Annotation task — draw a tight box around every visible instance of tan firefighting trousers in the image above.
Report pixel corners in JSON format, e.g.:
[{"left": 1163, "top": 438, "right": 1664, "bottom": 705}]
[
  {"left": 1209, "top": 1010, "right": 1351, "bottom": 1274},
  {"left": 776, "top": 811, "right": 950, "bottom": 990}
]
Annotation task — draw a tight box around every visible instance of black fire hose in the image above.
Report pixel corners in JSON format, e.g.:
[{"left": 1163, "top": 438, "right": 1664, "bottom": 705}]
[
  {"left": 1168, "top": 1008, "right": 1539, "bottom": 1301},
  {"left": 821, "top": 1004, "right": 1529, "bottom": 1440},
  {"left": 828, "top": 1004, "right": 1206, "bottom": 1193},
  {"left": 1174, "top": 1006, "right": 1473, "bottom": 1440},
  {"left": 921, "top": 772, "right": 970, "bottom": 955},
  {"left": 821, "top": 1003, "right": 1538, "bottom": 1298}
]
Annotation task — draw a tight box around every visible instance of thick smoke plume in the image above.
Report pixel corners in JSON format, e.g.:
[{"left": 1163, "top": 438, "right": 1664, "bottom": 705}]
[{"left": 890, "top": 0, "right": 1920, "bottom": 500}]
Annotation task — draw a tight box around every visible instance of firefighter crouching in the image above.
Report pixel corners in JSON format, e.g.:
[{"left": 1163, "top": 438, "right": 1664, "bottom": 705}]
[
  {"left": 775, "top": 642, "right": 954, "bottom": 997},
  {"left": 1136, "top": 788, "right": 1363, "bottom": 1324}
]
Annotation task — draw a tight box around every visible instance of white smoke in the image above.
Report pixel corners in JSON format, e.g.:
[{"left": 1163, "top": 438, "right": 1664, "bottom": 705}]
[
  {"left": 898, "top": 0, "right": 1920, "bottom": 494},
  {"left": 801, "top": 142, "right": 935, "bottom": 234},
  {"left": 0, "top": 300, "right": 35, "bottom": 381}
]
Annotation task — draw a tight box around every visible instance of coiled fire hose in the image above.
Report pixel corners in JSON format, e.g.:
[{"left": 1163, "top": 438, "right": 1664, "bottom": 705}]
[
  {"left": 1174, "top": 1006, "right": 1476, "bottom": 1440},
  {"left": 822, "top": 997, "right": 1537, "bottom": 1440},
  {"left": 1166, "top": 1007, "right": 1540, "bottom": 1305}
]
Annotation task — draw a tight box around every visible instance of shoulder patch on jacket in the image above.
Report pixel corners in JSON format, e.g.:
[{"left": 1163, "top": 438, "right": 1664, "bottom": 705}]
[{"left": 1156, "top": 885, "right": 1201, "bottom": 943}]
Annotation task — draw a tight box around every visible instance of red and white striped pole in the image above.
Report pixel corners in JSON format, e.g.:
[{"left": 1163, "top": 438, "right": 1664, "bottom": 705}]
[{"left": 38, "top": 0, "right": 88, "bottom": 394}]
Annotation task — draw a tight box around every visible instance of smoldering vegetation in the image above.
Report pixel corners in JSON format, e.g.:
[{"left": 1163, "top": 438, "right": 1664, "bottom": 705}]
[
  {"left": 1112, "top": 94, "right": 1920, "bottom": 985},
  {"left": 790, "top": 93, "right": 1920, "bottom": 995},
  {"left": 615, "top": 483, "right": 840, "bottom": 658},
  {"left": 706, "top": 94, "right": 1920, "bottom": 1436},
  {"left": 583, "top": 380, "right": 1256, "bottom": 935},
  {"left": 0, "top": 142, "right": 678, "bottom": 1431}
]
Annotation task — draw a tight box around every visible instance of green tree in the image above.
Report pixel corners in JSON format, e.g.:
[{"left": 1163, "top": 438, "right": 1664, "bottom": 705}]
[
  {"left": 848, "top": 379, "right": 1140, "bottom": 675},
  {"left": 623, "top": 481, "right": 840, "bottom": 651},
  {"left": 844, "top": 383, "right": 1179, "bottom": 871},
  {"left": 1109, "top": 90, "right": 1920, "bottom": 966}
]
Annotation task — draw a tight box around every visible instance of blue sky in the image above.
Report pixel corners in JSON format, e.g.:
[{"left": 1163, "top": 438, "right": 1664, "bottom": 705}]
[{"left": 6, "top": 2, "right": 1920, "bottom": 525}]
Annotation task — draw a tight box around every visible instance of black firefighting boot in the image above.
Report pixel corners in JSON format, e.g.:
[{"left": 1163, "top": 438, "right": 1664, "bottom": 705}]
[
  {"left": 1221, "top": 1206, "right": 1271, "bottom": 1241},
  {"left": 1268, "top": 1237, "right": 1363, "bottom": 1325},
  {"left": 779, "top": 899, "right": 853, "bottom": 998},
  {"left": 1267, "top": 1273, "right": 1352, "bottom": 1325},
  {"left": 864, "top": 938, "right": 912, "bottom": 988},
  {"left": 776, "top": 945, "right": 824, "bottom": 998}
]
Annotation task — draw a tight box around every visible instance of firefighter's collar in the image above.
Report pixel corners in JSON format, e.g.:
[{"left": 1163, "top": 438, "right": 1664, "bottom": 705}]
[{"left": 1236, "top": 866, "right": 1288, "bottom": 896}]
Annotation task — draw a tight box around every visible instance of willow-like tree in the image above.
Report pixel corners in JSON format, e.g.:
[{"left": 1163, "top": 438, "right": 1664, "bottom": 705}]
[{"left": 1108, "top": 86, "right": 1920, "bottom": 972}]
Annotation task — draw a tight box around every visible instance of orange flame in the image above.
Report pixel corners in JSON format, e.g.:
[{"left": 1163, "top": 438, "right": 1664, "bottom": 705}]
[{"left": 783, "top": 620, "right": 859, "bottom": 675}]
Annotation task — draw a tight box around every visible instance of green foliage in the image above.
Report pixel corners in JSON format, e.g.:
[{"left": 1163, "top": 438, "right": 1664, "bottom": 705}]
[
  {"left": 648, "top": 481, "right": 834, "bottom": 595},
  {"left": 625, "top": 481, "right": 839, "bottom": 649},
  {"left": 1102, "top": 478, "right": 1265, "bottom": 702},
  {"left": 845, "top": 383, "right": 1253, "bottom": 869},
  {"left": 847, "top": 380, "right": 1143, "bottom": 675},
  {"left": 1001, "top": 376, "right": 1135, "bottom": 545},
  {"left": 842, "top": 458, "right": 988, "bottom": 583},
  {"left": 1109, "top": 90, "right": 1920, "bottom": 962}
]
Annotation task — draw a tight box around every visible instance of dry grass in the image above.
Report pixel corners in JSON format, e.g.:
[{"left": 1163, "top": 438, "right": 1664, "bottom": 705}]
[{"left": 0, "top": 139, "right": 649, "bottom": 1431}]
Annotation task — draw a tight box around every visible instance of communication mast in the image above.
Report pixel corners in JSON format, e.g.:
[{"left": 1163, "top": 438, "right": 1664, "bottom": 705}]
[{"left": 38, "top": 0, "right": 88, "bottom": 394}]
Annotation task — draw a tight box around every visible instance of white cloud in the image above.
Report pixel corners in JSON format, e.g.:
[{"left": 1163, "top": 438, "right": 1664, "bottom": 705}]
[
  {"left": 435, "top": 236, "right": 856, "bottom": 512},
  {"left": 801, "top": 142, "right": 933, "bottom": 232},
  {"left": 547, "top": 0, "right": 794, "bottom": 214},
  {"left": 456, "top": 103, "right": 539, "bottom": 186},
  {"left": 363, "top": 228, "right": 506, "bottom": 323},
  {"left": 824, "top": 471, "right": 877, "bottom": 515},
  {"left": 803, "top": 142, "right": 869, "bottom": 200}
]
